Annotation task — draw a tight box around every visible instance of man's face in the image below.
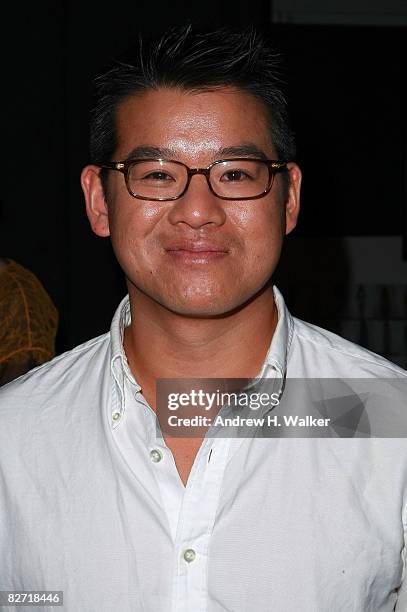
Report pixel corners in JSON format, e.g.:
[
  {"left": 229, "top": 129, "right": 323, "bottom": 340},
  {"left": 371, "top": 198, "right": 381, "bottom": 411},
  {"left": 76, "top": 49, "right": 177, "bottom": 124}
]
[{"left": 82, "top": 87, "right": 301, "bottom": 316}]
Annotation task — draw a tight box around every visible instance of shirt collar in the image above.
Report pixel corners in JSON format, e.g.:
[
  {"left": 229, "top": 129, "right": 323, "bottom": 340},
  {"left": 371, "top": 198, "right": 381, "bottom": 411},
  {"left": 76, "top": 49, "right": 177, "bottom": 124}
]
[
  {"left": 108, "top": 285, "right": 294, "bottom": 425},
  {"left": 108, "top": 296, "right": 138, "bottom": 428},
  {"left": 258, "top": 285, "right": 294, "bottom": 379},
  {"left": 110, "top": 294, "right": 131, "bottom": 366},
  {"left": 110, "top": 294, "right": 141, "bottom": 388}
]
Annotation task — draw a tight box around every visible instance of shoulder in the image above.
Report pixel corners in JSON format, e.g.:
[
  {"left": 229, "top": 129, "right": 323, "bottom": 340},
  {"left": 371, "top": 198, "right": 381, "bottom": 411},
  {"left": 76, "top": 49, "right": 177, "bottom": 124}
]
[
  {"left": 0, "top": 332, "right": 111, "bottom": 421},
  {"left": 290, "top": 316, "right": 407, "bottom": 378}
]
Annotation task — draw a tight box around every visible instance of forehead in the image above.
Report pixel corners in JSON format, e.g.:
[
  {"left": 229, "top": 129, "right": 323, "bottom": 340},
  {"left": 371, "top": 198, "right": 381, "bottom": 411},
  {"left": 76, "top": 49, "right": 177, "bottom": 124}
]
[{"left": 114, "top": 87, "right": 275, "bottom": 162}]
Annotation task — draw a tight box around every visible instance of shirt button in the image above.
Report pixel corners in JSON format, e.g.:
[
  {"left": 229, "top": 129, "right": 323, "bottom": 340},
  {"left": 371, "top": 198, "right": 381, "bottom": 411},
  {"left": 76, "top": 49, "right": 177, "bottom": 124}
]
[
  {"left": 183, "top": 548, "right": 196, "bottom": 563},
  {"left": 150, "top": 449, "right": 163, "bottom": 463},
  {"left": 112, "top": 412, "right": 121, "bottom": 421}
]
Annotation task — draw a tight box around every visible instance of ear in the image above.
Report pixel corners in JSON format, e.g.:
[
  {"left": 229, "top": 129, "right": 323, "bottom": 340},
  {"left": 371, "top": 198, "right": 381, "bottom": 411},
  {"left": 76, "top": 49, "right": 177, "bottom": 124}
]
[
  {"left": 284, "top": 162, "right": 302, "bottom": 236},
  {"left": 81, "top": 165, "right": 110, "bottom": 237}
]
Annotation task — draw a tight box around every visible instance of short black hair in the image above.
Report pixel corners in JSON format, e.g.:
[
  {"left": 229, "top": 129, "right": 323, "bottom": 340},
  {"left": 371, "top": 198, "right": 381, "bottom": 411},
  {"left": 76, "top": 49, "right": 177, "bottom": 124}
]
[{"left": 90, "top": 24, "right": 296, "bottom": 194}]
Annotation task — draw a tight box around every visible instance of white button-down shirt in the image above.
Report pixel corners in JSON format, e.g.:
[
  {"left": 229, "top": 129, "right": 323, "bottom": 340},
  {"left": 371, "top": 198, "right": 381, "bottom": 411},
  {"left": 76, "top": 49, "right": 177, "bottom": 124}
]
[{"left": 1, "top": 286, "right": 407, "bottom": 611}]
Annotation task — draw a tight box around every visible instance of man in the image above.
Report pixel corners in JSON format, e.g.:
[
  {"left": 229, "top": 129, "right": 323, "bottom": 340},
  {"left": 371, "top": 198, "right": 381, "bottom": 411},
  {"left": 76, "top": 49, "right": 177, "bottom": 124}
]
[{"left": 0, "top": 25, "right": 406, "bottom": 611}]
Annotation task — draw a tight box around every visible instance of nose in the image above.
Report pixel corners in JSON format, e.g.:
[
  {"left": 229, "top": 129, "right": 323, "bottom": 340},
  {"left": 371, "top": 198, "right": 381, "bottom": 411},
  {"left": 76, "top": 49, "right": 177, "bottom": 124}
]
[{"left": 167, "top": 173, "right": 227, "bottom": 229}]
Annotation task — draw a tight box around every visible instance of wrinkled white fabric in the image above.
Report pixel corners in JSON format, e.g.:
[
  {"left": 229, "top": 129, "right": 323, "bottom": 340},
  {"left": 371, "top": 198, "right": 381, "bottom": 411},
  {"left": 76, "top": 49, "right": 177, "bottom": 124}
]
[{"left": 1, "top": 286, "right": 407, "bottom": 612}]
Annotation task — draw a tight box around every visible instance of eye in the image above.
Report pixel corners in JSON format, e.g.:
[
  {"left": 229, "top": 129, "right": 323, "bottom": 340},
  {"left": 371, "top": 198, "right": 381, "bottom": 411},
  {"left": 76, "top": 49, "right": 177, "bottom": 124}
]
[
  {"left": 220, "top": 169, "right": 252, "bottom": 182},
  {"left": 142, "top": 171, "right": 175, "bottom": 181}
]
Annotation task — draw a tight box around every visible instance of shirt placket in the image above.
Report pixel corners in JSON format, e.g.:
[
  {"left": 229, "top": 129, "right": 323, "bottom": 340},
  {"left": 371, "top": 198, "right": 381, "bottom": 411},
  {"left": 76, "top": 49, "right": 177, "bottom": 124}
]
[
  {"left": 170, "top": 436, "right": 232, "bottom": 612},
  {"left": 146, "top": 432, "right": 185, "bottom": 543}
]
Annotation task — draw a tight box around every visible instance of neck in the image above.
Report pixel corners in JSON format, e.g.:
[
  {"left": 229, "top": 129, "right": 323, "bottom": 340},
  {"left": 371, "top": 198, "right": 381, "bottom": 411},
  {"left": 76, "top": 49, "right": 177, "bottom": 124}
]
[{"left": 123, "top": 285, "right": 278, "bottom": 395}]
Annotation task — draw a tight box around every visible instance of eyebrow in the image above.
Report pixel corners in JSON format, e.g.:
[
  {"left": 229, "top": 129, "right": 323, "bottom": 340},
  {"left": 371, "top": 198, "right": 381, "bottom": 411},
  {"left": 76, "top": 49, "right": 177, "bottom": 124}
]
[
  {"left": 217, "top": 145, "right": 268, "bottom": 160},
  {"left": 124, "top": 143, "right": 269, "bottom": 162},
  {"left": 125, "top": 146, "right": 174, "bottom": 160}
]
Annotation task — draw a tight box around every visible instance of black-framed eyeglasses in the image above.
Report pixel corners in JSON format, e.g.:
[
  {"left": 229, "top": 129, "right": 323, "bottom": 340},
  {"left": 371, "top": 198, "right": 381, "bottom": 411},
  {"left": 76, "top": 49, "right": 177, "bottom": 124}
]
[{"left": 99, "top": 157, "right": 288, "bottom": 201}]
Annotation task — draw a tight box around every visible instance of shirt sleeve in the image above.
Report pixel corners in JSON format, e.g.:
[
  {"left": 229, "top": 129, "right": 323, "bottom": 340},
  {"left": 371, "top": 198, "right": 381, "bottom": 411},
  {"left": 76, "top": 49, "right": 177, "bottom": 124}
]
[{"left": 395, "top": 505, "right": 407, "bottom": 610}]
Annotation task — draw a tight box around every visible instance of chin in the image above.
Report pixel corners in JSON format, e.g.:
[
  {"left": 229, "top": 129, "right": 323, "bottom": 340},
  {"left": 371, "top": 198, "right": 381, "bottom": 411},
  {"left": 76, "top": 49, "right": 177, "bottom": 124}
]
[
  {"left": 170, "top": 305, "right": 232, "bottom": 318},
  {"left": 159, "top": 290, "right": 259, "bottom": 319},
  {"left": 130, "top": 276, "right": 273, "bottom": 318}
]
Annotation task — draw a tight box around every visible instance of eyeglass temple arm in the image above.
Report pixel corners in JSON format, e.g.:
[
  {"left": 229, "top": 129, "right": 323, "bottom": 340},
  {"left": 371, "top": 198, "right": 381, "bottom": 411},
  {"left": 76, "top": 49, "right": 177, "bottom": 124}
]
[
  {"left": 99, "top": 162, "right": 125, "bottom": 171},
  {"left": 269, "top": 161, "right": 287, "bottom": 171}
]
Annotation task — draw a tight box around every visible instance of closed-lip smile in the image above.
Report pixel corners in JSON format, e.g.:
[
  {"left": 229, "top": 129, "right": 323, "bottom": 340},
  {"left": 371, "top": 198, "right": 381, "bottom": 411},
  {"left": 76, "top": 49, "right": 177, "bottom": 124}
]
[
  {"left": 165, "top": 240, "right": 229, "bottom": 253},
  {"left": 164, "top": 240, "right": 230, "bottom": 263}
]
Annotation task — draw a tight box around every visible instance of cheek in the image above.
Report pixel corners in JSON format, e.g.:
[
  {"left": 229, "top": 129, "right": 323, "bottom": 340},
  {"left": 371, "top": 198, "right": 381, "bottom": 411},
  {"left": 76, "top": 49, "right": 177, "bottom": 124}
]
[
  {"left": 232, "top": 202, "right": 285, "bottom": 257},
  {"left": 107, "top": 201, "right": 164, "bottom": 267},
  {"left": 229, "top": 204, "right": 285, "bottom": 291}
]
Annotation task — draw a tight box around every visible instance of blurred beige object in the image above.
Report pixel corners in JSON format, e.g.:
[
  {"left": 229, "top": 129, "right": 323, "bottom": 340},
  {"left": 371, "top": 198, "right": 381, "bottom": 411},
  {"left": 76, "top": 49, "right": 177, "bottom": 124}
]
[{"left": 0, "top": 258, "right": 58, "bottom": 386}]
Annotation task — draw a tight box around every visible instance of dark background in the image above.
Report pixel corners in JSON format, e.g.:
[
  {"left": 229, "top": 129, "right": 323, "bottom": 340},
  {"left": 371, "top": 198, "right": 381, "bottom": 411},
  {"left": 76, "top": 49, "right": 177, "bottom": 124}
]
[{"left": 2, "top": 1, "right": 406, "bottom": 359}]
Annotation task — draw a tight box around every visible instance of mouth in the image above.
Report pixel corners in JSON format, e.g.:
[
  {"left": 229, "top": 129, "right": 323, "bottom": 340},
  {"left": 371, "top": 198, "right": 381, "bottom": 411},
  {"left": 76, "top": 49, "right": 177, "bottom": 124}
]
[{"left": 164, "top": 241, "right": 229, "bottom": 263}]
